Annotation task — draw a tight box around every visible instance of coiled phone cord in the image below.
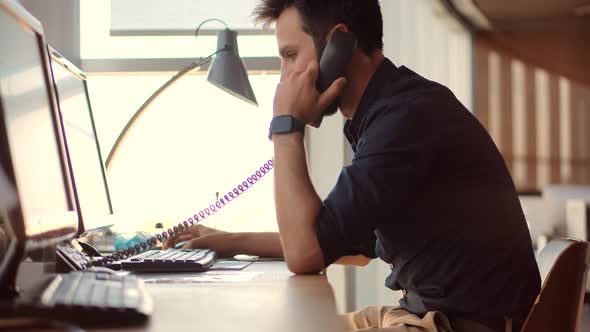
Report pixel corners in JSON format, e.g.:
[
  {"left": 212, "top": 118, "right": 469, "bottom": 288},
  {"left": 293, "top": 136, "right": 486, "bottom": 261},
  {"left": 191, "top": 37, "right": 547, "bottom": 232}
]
[{"left": 91, "top": 159, "right": 273, "bottom": 266}]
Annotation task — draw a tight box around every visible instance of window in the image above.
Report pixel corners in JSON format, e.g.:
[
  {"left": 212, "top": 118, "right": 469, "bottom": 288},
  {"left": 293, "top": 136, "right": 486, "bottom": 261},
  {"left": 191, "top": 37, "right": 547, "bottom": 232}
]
[
  {"left": 474, "top": 37, "right": 590, "bottom": 192},
  {"left": 80, "top": 1, "right": 278, "bottom": 60},
  {"left": 88, "top": 72, "right": 280, "bottom": 233},
  {"left": 81, "top": 1, "right": 281, "bottom": 233}
]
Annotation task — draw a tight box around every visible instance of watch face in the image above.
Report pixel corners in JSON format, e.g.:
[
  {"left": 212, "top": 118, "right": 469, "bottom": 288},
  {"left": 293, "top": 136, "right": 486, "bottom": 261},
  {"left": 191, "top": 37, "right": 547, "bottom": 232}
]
[{"left": 273, "top": 116, "right": 293, "bottom": 133}]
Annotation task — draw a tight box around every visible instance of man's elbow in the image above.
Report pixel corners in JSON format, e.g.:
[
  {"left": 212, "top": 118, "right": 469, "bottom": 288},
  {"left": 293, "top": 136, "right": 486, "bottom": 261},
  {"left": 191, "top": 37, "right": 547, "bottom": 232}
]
[
  {"left": 355, "top": 255, "right": 372, "bottom": 266},
  {"left": 285, "top": 253, "right": 324, "bottom": 275},
  {"left": 287, "top": 261, "right": 323, "bottom": 275}
]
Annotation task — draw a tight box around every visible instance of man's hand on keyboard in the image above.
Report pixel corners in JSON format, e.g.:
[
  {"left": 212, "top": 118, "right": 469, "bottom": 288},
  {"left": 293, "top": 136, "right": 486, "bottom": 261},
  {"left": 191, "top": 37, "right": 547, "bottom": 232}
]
[{"left": 162, "top": 224, "right": 225, "bottom": 249}]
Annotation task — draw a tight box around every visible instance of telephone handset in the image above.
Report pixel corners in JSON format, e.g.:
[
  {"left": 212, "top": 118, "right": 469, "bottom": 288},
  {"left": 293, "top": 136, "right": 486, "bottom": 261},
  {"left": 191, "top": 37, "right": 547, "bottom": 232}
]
[{"left": 311, "top": 30, "right": 357, "bottom": 128}]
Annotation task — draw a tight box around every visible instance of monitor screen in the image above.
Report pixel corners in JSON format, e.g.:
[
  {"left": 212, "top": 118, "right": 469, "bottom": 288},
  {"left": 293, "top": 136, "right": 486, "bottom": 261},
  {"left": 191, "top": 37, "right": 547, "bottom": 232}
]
[
  {"left": 0, "top": 2, "right": 77, "bottom": 247},
  {"left": 49, "top": 50, "right": 114, "bottom": 233}
]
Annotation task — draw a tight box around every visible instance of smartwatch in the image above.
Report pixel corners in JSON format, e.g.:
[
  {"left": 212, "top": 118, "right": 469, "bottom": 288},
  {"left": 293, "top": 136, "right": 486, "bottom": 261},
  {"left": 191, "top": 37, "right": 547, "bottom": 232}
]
[{"left": 268, "top": 115, "right": 305, "bottom": 140}]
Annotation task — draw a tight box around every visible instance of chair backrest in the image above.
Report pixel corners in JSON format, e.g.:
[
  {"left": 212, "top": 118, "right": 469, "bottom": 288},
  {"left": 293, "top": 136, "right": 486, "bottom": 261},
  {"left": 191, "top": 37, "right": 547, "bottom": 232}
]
[{"left": 520, "top": 239, "right": 590, "bottom": 332}]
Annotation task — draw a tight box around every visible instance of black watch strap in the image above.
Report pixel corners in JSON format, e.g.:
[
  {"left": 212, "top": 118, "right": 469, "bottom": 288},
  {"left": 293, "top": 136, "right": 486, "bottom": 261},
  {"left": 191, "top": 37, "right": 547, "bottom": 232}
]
[{"left": 268, "top": 115, "right": 305, "bottom": 140}]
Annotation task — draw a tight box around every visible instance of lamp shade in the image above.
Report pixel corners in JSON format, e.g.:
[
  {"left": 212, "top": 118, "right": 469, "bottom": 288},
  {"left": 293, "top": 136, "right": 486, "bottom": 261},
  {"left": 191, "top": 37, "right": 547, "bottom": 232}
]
[{"left": 207, "top": 29, "right": 258, "bottom": 106}]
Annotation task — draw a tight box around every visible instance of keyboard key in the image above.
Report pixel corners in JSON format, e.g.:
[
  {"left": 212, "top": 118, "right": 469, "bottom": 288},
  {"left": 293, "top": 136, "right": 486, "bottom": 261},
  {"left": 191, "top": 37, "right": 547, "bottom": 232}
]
[
  {"left": 95, "top": 272, "right": 111, "bottom": 280},
  {"left": 89, "top": 283, "right": 106, "bottom": 307},
  {"left": 136, "top": 251, "right": 159, "bottom": 258},
  {"left": 123, "top": 288, "right": 141, "bottom": 308},
  {"left": 106, "top": 283, "right": 124, "bottom": 308},
  {"left": 57, "top": 274, "right": 82, "bottom": 306},
  {"left": 123, "top": 275, "right": 137, "bottom": 282},
  {"left": 72, "top": 282, "right": 93, "bottom": 306}
]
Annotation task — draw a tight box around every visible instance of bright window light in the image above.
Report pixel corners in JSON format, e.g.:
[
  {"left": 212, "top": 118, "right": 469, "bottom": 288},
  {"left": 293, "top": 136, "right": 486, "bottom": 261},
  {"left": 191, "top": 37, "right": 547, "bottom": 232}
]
[
  {"left": 81, "top": 0, "right": 281, "bottom": 233},
  {"left": 80, "top": 1, "right": 278, "bottom": 59},
  {"left": 87, "top": 73, "right": 280, "bottom": 233}
]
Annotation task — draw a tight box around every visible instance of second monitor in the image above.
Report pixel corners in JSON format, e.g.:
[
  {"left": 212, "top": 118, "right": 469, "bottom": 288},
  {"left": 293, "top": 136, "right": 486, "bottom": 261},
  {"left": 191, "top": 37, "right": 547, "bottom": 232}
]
[
  {"left": 48, "top": 48, "right": 217, "bottom": 273},
  {"left": 48, "top": 47, "right": 114, "bottom": 235}
]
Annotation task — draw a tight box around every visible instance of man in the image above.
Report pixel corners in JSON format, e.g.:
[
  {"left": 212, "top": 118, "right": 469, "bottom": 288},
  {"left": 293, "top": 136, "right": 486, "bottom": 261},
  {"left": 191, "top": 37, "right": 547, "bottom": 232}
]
[{"left": 165, "top": 1, "right": 541, "bottom": 331}]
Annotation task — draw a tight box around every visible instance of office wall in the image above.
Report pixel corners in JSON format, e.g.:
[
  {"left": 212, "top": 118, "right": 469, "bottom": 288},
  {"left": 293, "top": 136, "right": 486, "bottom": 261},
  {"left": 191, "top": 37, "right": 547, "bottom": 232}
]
[
  {"left": 17, "top": 0, "right": 81, "bottom": 67},
  {"left": 474, "top": 34, "right": 590, "bottom": 192},
  {"left": 383, "top": 0, "right": 473, "bottom": 110}
]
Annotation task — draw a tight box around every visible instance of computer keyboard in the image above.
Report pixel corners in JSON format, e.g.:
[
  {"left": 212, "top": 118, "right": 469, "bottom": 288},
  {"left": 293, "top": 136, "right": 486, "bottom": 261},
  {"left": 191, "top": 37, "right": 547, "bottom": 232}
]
[
  {"left": 121, "top": 248, "right": 217, "bottom": 272},
  {"left": 16, "top": 270, "right": 152, "bottom": 325}
]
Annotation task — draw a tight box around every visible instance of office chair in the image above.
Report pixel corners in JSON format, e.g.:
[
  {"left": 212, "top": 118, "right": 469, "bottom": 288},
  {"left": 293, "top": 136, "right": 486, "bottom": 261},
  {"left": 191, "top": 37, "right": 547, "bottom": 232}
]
[{"left": 520, "top": 238, "right": 590, "bottom": 332}]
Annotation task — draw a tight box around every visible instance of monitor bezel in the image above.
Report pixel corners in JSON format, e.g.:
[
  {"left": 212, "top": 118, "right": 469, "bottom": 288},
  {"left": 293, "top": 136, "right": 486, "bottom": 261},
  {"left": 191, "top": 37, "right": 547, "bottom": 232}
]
[
  {"left": 47, "top": 46, "right": 115, "bottom": 237},
  {"left": 0, "top": 0, "right": 78, "bottom": 250}
]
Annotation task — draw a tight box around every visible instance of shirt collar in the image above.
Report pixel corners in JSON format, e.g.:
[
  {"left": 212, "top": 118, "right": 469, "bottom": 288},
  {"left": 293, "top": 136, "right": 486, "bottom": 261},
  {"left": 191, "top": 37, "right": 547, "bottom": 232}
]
[{"left": 344, "top": 58, "right": 400, "bottom": 148}]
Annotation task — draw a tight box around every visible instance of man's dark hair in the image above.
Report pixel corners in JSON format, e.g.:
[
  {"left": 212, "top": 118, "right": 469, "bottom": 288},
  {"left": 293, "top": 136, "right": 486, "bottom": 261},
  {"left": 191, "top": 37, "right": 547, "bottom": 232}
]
[{"left": 253, "top": 0, "right": 383, "bottom": 56}]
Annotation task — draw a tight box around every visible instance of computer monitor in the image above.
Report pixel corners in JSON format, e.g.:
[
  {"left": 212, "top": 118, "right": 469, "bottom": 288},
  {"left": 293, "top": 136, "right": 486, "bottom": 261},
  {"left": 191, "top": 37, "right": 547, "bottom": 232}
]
[
  {"left": 48, "top": 47, "right": 114, "bottom": 236},
  {"left": 0, "top": 0, "right": 78, "bottom": 294}
]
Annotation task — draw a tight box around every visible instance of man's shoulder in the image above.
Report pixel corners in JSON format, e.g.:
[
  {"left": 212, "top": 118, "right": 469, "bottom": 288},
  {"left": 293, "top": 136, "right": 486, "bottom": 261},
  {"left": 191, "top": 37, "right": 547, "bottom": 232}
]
[
  {"left": 355, "top": 73, "right": 485, "bottom": 160},
  {"left": 366, "top": 67, "right": 459, "bottom": 117},
  {"left": 361, "top": 79, "right": 464, "bottom": 137}
]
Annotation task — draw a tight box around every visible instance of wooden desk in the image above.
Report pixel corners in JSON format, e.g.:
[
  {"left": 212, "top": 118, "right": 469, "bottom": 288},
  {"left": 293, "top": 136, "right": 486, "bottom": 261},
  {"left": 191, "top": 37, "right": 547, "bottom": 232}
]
[{"left": 91, "top": 261, "right": 345, "bottom": 332}]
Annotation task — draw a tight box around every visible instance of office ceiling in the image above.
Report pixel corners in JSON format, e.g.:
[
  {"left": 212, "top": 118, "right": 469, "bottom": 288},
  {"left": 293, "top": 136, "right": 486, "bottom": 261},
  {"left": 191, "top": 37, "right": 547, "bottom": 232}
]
[
  {"left": 473, "top": 0, "right": 590, "bottom": 31},
  {"left": 446, "top": 0, "right": 590, "bottom": 85},
  {"left": 474, "top": 0, "right": 590, "bottom": 19}
]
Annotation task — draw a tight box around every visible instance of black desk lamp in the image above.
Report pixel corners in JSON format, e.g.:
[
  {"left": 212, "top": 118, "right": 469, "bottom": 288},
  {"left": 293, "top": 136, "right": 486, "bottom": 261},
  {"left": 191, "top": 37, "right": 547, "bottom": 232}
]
[{"left": 104, "top": 19, "right": 258, "bottom": 171}]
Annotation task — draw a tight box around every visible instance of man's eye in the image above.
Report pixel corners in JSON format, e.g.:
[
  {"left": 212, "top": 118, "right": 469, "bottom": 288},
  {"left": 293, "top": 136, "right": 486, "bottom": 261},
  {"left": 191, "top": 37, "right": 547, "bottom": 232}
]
[{"left": 287, "top": 52, "right": 296, "bottom": 59}]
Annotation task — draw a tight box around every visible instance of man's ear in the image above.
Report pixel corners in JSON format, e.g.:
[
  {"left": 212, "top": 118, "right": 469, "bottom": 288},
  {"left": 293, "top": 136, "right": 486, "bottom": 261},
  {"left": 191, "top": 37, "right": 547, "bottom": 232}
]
[{"left": 325, "top": 23, "right": 350, "bottom": 43}]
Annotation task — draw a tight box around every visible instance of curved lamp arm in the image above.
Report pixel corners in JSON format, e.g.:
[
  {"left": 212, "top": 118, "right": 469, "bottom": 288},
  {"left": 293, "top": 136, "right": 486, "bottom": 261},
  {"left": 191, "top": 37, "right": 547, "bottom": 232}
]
[{"left": 104, "top": 48, "right": 225, "bottom": 171}]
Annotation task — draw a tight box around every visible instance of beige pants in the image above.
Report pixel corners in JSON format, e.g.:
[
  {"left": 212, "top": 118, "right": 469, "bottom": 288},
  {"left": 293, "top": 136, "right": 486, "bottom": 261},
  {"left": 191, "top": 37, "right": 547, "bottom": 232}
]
[
  {"left": 341, "top": 306, "right": 506, "bottom": 332},
  {"left": 341, "top": 306, "right": 454, "bottom": 332}
]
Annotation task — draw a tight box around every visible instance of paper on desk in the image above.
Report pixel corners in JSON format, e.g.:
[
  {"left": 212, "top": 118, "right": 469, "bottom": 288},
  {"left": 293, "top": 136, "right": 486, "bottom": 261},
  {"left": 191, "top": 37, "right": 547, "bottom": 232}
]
[
  {"left": 210, "top": 260, "right": 253, "bottom": 270},
  {"left": 142, "top": 271, "right": 262, "bottom": 284}
]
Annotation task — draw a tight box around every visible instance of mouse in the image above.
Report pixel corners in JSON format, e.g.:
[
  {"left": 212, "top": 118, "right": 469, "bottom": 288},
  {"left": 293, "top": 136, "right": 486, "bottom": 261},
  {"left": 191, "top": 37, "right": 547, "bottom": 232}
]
[
  {"left": 174, "top": 240, "right": 189, "bottom": 249},
  {"left": 233, "top": 254, "right": 259, "bottom": 261}
]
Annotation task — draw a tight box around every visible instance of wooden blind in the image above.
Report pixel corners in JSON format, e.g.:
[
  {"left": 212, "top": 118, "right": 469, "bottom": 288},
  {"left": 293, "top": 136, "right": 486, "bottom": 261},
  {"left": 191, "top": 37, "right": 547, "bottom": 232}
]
[{"left": 474, "top": 35, "right": 590, "bottom": 192}]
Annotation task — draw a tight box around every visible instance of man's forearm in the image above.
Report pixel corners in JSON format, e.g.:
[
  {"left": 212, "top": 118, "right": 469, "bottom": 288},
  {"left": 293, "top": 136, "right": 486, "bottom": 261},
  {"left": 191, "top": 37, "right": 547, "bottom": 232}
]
[
  {"left": 225, "top": 232, "right": 284, "bottom": 258},
  {"left": 272, "top": 132, "right": 325, "bottom": 274},
  {"left": 224, "top": 233, "right": 369, "bottom": 267}
]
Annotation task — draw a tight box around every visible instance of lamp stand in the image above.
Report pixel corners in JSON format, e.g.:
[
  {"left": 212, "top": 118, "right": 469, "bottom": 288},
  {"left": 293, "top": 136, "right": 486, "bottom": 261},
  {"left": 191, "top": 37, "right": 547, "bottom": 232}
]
[{"left": 104, "top": 48, "right": 226, "bottom": 170}]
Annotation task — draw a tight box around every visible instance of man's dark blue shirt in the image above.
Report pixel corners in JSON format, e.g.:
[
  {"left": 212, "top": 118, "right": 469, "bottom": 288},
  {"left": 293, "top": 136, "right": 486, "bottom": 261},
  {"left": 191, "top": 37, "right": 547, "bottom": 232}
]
[{"left": 315, "top": 58, "right": 541, "bottom": 322}]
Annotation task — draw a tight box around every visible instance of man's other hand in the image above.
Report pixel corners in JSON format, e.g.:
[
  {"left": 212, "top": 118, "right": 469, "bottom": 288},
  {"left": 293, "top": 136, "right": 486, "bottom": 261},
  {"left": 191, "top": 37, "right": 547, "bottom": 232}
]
[{"left": 162, "top": 224, "right": 225, "bottom": 249}]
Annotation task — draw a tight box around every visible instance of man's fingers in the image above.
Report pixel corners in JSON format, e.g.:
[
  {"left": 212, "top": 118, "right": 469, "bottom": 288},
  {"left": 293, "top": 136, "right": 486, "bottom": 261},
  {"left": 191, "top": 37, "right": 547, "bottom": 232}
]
[
  {"left": 162, "top": 234, "right": 192, "bottom": 249},
  {"left": 162, "top": 236, "right": 177, "bottom": 249},
  {"left": 302, "top": 61, "right": 320, "bottom": 87},
  {"left": 318, "top": 77, "right": 347, "bottom": 112},
  {"left": 162, "top": 239, "right": 174, "bottom": 249},
  {"left": 175, "top": 234, "right": 194, "bottom": 243}
]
